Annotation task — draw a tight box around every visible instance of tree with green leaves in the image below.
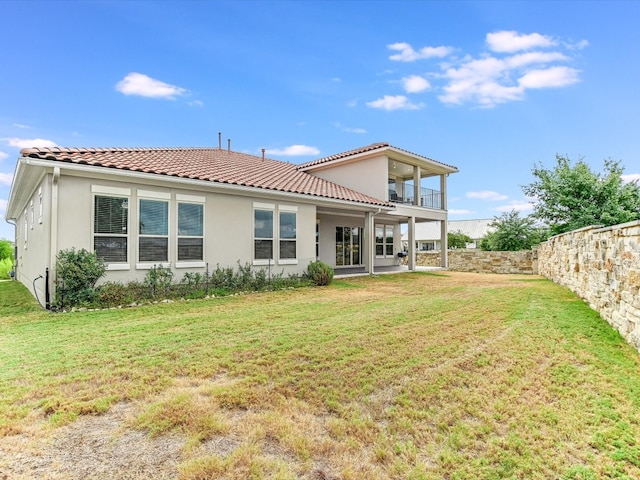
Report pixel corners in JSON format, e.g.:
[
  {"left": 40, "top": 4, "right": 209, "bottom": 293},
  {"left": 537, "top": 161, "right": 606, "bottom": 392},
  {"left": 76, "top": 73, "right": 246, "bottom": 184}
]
[
  {"left": 480, "top": 210, "right": 548, "bottom": 251},
  {"left": 448, "top": 230, "right": 473, "bottom": 249},
  {"left": 0, "top": 240, "right": 13, "bottom": 261},
  {"left": 522, "top": 155, "right": 640, "bottom": 235}
]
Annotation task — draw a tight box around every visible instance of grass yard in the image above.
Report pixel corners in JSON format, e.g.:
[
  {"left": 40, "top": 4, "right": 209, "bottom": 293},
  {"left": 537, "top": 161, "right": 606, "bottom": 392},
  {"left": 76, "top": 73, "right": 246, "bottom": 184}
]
[{"left": 1, "top": 272, "right": 640, "bottom": 479}]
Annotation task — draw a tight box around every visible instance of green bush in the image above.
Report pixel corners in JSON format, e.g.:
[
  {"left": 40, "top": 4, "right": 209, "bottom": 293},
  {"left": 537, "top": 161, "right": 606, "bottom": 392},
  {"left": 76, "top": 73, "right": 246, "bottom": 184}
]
[
  {"left": 144, "top": 265, "right": 174, "bottom": 297},
  {"left": 0, "top": 258, "right": 14, "bottom": 280},
  {"left": 54, "top": 248, "right": 106, "bottom": 308},
  {"left": 305, "top": 260, "right": 334, "bottom": 286}
]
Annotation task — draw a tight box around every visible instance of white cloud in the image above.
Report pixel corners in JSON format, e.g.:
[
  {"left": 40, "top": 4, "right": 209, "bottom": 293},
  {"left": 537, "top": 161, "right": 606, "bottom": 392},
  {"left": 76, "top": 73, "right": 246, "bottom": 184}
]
[
  {"left": 382, "top": 31, "right": 585, "bottom": 108},
  {"left": 366, "top": 95, "right": 423, "bottom": 111},
  {"left": 402, "top": 75, "right": 431, "bottom": 93},
  {"left": 437, "top": 45, "right": 582, "bottom": 107},
  {"left": 565, "top": 39, "right": 590, "bottom": 51},
  {"left": 0, "top": 152, "right": 8, "bottom": 161},
  {"left": 333, "top": 123, "right": 367, "bottom": 134},
  {"left": 4, "top": 137, "right": 58, "bottom": 149},
  {"left": 519, "top": 66, "right": 581, "bottom": 88},
  {"left": 467, "top": 191, "right": 508, "bottom": 201},
  {"left": 0, "top": 173, "right": 13, "bottom": 186},
  {"left": 486, "top": 31, "right": 556, "bottom": 53},
  {"left": 188, "top": 100, "right": 204, "bottom": 107},
  {"left": 622, "top": 173, "right": 640, "bottom": 184},
  {"left": 264, "top": 145, "right": 320, "bottom": 156},
  {"left": 115, "top": 72, "right": 187, "bottom": 99},
  {"left": 448, "top": 209, "right": 474, "bottom": 215},
  {"left": 388, "top": 42, "right": 454, "bottom": 62},
  {"left": 494, "top": 201, "right": 534, "bottom": 212},
  {"left": 12, "top": 123, "right": 30, "bottom": 129}
]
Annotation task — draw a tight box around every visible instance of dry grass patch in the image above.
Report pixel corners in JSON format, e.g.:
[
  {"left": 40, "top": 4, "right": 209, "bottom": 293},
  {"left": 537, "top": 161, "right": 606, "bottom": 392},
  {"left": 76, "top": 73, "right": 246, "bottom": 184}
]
[{"left": 1, "top": 272, "right": 640, "bottom": 479}]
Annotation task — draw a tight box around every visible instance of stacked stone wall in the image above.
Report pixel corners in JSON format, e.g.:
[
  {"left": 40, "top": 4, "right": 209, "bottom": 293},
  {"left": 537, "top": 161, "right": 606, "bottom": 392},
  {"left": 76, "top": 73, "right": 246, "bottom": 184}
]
[
  {"left": 415, "top": 249, "right": 537, "bottom": 275},
  {"left": 537, "top": 221, "right": 640, "bottom": 351}
]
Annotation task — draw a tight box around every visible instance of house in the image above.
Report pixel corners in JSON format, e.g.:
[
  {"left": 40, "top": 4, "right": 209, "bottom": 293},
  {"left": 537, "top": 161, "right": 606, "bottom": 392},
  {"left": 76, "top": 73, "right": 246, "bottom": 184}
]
[
  {"left": 5, "top": 142, "right": 458, "bottom": 305},
  {"left": 401, "top": 218, "right": 494, "bottom": 251}
]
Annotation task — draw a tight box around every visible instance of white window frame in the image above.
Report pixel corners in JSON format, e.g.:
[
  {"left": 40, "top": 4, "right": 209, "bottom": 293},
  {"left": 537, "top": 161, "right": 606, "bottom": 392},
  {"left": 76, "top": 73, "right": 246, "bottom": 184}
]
[
  {"left": 278, "top": 205, "right": 298, "bottom": 265},
  {"left": 92, "top": 185, "right": 131, "bottom": 270},
  {"left": 253, "top": 202, "right": 275, "bottom": 266},
  {"left": 38, "top": 187, "right": 43, "bottom": 225},
  {"left": 137, "top": 190, "right": 171, "bottom": 270},
  {"left": 375, "top": 224, "right": 395, "bottom": 259},
  {"left": 176, "top": 194, "right": 206, "bottom": 268}
]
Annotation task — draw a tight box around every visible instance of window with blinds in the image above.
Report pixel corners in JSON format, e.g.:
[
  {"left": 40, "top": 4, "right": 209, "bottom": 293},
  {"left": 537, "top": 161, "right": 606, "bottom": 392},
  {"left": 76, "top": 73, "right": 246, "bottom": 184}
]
[
  {"left": 254, "top": 208, "right": 273, "bottom": 260},
  {"left": 94, "top": 195, "right": 128, "bottom": 262},
  {"left": 279, "top": 211, "right": 296, "bottom": 260},
  {"left": 139, "top": 199, "right": 168, "bottom": 262},
  {"left": 177, "top": 202, "right": 204, "bottom": 261}
]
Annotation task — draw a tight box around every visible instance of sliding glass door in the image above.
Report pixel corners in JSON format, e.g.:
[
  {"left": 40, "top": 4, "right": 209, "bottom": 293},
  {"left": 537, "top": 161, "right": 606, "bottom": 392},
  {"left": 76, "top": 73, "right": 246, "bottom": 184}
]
[{"left": 336, "top": 226, "right": 362, "bottom": 266}]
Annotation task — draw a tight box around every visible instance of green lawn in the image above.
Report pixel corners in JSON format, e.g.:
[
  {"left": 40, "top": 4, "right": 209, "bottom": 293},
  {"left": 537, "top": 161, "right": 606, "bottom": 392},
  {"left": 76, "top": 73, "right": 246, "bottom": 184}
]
[{"left": 1, "top": 272, "right": 639, "bottom": 479}]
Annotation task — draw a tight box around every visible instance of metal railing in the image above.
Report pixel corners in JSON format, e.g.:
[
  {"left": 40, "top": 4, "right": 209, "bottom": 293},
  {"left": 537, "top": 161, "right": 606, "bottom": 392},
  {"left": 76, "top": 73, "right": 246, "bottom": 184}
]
[{"left": 389, "top": 185, "right": 443, "bottom": 209}]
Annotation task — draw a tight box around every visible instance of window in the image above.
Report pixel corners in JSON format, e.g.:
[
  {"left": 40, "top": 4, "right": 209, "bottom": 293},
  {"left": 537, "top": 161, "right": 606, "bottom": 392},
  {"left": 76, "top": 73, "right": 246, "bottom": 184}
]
[
  {"left": 38, "top": 187, "right": 43, "bottom": 224},
  {"left": 375, "top": 224, "right": 395, "bottom": 258},
  {"left": 279, "top": 210, "right": 296, "bottom": 261},
  {"left": 254, "top": 207, "right": 274, "bottom": 262},
  {"left": 23, "top": 209, "right": 28, "bottom": 249},
  {"left": 177, "top": 202, "right": 204, "bottom": 261},
  {"left": 94, "top": 195, "right": 129, "bottom": 262},
  {"left": 139, "top": 198, "right": 169, "bottom": 262},
  {"left": 30, "top": 200, "right": 34, "bottom": 230}
]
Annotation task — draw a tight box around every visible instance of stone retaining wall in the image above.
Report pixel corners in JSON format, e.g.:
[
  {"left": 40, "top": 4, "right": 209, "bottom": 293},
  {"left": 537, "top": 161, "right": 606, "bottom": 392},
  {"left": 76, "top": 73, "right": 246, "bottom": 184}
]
[
  {"left": 537, "top": 221, "right": 640, "bottom": 351},
  {"left": 415, "top": 249, "right": 538, "bottom": 275}
]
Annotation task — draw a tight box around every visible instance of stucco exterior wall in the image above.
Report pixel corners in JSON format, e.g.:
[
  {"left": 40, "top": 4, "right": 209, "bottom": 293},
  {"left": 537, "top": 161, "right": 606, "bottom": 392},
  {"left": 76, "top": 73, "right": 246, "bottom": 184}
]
[
  {"left": 537, "top": 222, "right": 640, "bottom": 351},
  {"left": 18, "top": 172, "right": 318, "bottom": 293},
  {"left": 309, "top": 155, "right": 388, "bottom": 201},
  {"left": 13, "top": 174, "right": 52, "bottom": 307}
]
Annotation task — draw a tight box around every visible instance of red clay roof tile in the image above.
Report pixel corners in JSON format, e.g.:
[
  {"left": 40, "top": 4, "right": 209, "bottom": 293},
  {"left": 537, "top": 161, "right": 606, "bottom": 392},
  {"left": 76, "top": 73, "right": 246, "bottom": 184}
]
[{"left": 20, "top": 147, "right": 390, "bottom": 207}]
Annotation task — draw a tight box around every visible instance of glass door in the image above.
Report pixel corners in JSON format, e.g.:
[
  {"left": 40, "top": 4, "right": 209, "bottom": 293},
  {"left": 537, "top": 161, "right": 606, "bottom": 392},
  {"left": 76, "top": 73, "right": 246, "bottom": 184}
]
[{"left": 336, "top": 226, "right": 362, "bottom": 266}]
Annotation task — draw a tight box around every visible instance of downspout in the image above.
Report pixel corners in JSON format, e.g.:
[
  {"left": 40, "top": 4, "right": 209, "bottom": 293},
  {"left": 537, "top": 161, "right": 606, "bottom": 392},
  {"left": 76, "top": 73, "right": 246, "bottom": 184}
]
[
  {"left": 49, "top": 167, "right": 60, "bottom": 309},
  {"left": 365, "top": 208, "right": 382, "bottom": 274}
]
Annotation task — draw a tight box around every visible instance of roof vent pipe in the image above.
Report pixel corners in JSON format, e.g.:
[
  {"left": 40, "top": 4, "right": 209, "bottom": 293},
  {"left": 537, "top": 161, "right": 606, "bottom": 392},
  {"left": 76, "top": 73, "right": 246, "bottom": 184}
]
[
  {"left": 262, "top": 148, "right": 265, "bottom": 161},
  {"left": 227, "top": 139, "right": 231, "bottom": 152},
  {"left": 218, "top": 132, "right": 222, "bottom": 150}
]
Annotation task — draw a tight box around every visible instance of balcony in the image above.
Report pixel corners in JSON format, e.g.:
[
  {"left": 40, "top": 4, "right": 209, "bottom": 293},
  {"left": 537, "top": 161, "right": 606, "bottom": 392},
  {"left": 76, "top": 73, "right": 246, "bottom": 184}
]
[{"left": 389, "top": 185, "right": 443, "bottom": 209}]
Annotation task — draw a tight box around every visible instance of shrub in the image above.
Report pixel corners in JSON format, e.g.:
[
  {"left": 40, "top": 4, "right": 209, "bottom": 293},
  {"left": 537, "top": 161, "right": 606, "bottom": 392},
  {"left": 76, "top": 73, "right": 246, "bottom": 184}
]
[
  {"left": 305, "top": 260, "right": 334, "bottom": 286},
  {"left": 54, "top": 248, "right": 106, "bottom": 308},
  {"left": 144, "top": 265, "right": 174, "bottom": 297},
  {"left": 0, "top": 258, "right": 14, "bottom": 280}
]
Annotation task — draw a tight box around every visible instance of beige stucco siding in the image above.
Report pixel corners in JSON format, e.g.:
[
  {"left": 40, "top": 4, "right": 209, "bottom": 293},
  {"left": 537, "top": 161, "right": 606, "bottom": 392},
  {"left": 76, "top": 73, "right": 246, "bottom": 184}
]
[
  {"left": 317, "top": 212, "right": 403, "bottom": 269},
  {"left": 13, "top": 175, "right": 52, "bottom": 306},
  {"left": 47, "top": 173, "right": 317, "bottom": 285},
  {"left": 309, "top": 155, "right": 388, "bottom": 201}
]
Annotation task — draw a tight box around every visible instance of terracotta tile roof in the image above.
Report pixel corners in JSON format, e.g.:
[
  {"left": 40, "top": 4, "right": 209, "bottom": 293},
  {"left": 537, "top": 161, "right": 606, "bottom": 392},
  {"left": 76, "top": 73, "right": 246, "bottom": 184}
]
[
  {"left": 20, "top": 147, "right": 391, "bottom": 207},
  {"left": 297, "top": 142, "right": 458, "bottom": 172}
]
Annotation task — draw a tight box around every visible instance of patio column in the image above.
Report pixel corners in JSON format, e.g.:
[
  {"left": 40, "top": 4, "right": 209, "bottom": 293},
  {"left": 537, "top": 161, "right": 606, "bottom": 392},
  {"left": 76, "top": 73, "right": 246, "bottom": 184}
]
[
  {"left": 413, "top": 165, "right": 421, "bottom": 206},
  {"left": 364, "top": 211, "right": 375, "bottom": 274},
  {"left": 407, "top": 216, "right": 416, "bottom": 271},
  {"left": 440, "top": 174, "right": 449, "bottom": 268},
  {"left": 440, "top": 219, "right": 448, "bottom": 268}
]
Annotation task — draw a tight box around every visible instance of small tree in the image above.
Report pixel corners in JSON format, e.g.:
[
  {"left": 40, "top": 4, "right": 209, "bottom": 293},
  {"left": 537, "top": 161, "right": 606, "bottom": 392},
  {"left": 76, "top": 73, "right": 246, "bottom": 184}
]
[
  {"left": 54, "top": 248, "right": 106, "bottom": 307},
  {"left": 0, "top": 240, "right": 14, "bottom": 280},
  {"left": 480, "top": 210, "right": 547, "bottom": 251},
  {"left": 522, "top": 155, "right": 640, "bottom": 235},
  {"left": 448, "top": 230, "right": 473, "bottom": 249},
  {"left": 0, "top": 240, "right": 13, "bottom": 261}
]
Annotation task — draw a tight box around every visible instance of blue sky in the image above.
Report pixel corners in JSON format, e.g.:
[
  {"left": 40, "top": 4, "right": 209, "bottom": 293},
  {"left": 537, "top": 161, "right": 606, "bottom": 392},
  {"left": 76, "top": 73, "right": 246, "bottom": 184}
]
[{"left": 1, "top": 0, "right": 639, "bottom": 240}]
